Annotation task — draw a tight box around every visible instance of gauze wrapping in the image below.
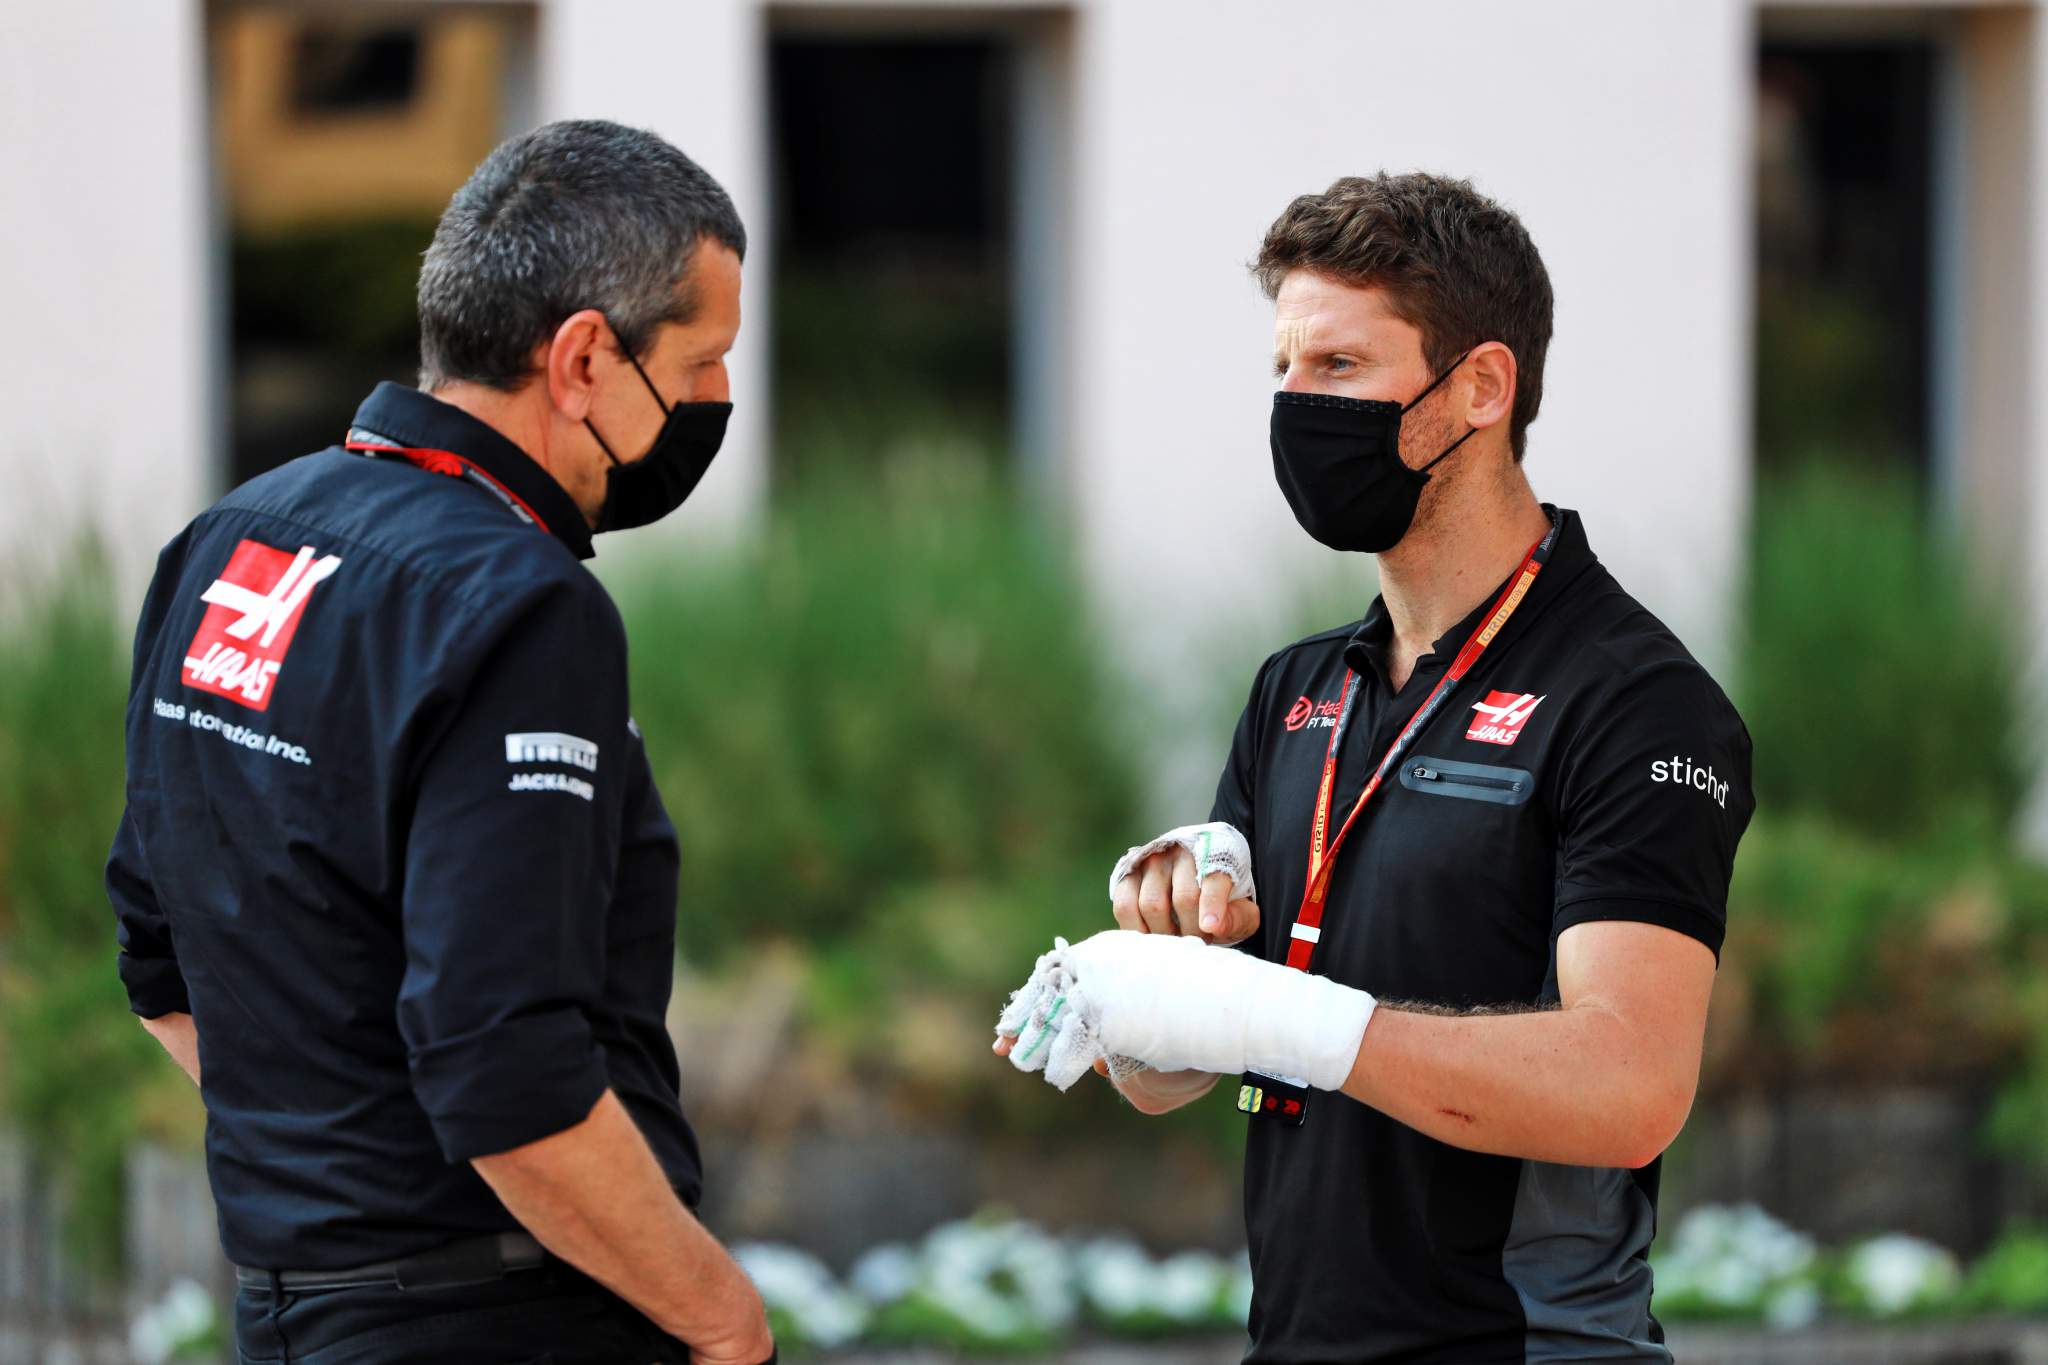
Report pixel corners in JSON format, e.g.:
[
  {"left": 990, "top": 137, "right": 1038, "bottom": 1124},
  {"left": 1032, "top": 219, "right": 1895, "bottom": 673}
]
[
  {"left": 996, "top": 930, "right": 1374, "bottom": 1092},
  {"left": 1107, "top": 822, "right": 1256, "bottom": 906}
]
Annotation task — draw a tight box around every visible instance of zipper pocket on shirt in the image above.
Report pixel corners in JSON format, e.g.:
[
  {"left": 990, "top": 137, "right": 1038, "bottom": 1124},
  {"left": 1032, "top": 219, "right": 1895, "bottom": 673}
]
[{"left": 1398, "top": 756, "right": 1535, "bottom": 807}]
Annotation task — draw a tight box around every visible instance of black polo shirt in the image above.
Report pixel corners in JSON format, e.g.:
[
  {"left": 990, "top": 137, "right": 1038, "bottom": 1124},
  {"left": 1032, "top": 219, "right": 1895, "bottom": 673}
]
[
  {"left": 1211, "top": 506, "right": 1753, "bottom": 1364},
  {"left": 108, "top": 381, "right": 701, "bottom": 1270}
]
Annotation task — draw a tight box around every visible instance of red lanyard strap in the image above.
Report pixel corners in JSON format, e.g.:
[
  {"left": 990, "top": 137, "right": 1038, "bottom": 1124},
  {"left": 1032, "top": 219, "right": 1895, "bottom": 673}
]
[
  {"left": 345, "top": 429, "right": 552, "bottom": 534},
  {"left": 1285, "top": 513, "right": 1560, "bottom": 972}
]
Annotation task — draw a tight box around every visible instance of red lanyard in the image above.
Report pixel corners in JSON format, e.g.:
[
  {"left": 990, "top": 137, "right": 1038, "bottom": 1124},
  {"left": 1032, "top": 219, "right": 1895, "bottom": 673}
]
[
  {"left": 1284, "top": 514, "right": 1560, "bottom": 972},
  {"left": 344, "top": 431, "right": 553, "bottom": 534}
]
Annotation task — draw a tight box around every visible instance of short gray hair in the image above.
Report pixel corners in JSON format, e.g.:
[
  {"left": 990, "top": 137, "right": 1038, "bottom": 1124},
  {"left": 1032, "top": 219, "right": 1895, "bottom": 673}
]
[{"left": 417, "top": 119, "right": 747, "bottom": 391}]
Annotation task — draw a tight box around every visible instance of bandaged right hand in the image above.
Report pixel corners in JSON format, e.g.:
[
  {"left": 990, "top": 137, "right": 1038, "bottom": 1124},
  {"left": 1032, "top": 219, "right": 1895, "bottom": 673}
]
[{"left": 993, "top": 930, "right": 1374, "bottom": 1092}]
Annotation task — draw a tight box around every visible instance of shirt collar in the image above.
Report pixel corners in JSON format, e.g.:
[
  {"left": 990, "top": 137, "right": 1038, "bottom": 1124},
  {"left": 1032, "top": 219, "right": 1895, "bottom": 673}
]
[
  {"left": 1343, "top": 504, "right": 1595, "bottom": 685},
  {"left": 344, "top": 381, "right": 595, "bottom": 561}
]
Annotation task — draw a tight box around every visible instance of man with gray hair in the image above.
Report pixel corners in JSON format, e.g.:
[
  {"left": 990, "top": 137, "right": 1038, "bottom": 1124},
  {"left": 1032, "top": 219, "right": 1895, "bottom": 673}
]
[{"left": 107, "top": 120, "right": 773, "bottom": 1363}]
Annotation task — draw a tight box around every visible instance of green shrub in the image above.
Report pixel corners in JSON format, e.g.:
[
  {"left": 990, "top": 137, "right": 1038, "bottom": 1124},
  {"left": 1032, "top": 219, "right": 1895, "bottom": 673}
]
[
  {"left": 770, "top": 263, "right": 1010, "bottom": 484},
  {"left": 617, "top": 458, "right": 1140, "bottom": 966},
  {"left": 1957, "top": 1225, "right": 2048, "bottom": 1314},
  {"left": 0, "top": 540, "right": 193, "bottom": 1272},
  {"left": 1739, "top": 462, "right": 2029, "bottom": 843},
  {"left": 613, "top": 461, "right": 1240, "bottom": 1143},
  {"left": 1726, "top": 815, "right": 1959, "bottom": 1046}
]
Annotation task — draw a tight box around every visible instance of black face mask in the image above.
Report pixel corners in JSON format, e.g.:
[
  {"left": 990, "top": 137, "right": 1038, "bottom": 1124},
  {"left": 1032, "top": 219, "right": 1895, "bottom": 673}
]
[
  {"left": 584, "top": 337, "right": 732, "bottom": 533},
  {"left": 1269, "top": 350, "right": 1475, "bottom": 553}
]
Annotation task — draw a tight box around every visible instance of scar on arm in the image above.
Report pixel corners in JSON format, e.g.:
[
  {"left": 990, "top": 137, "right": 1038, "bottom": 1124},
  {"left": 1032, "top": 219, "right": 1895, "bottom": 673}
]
[{"left": 1438, "top": 1107, "right": 1477, "bottom": 1125}]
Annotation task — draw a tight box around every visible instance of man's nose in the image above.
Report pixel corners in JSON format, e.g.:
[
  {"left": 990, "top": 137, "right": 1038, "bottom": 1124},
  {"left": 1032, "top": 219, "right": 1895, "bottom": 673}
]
[
  {"left": 1276, "top": 365, "right": 1312, "bottom": 394},
  {"left": 693, "top": 362, "right": 731, "bottom": 405}
]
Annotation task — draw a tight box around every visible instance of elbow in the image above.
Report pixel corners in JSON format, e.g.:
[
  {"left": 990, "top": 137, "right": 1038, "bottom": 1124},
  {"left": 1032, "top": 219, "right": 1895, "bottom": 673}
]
[
  {"left": 1614, "top": 1082, "right": 1697, "bottom": 1170},
  {"left": 1617, "top": 1142, "right": 1665, "bottom": 1172}
]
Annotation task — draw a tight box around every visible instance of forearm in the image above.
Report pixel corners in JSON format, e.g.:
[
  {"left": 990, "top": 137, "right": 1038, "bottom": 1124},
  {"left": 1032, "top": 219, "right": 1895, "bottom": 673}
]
[
  {"left": 140, "top": 1012, "right": 201, "bottom": 1086},
  {"left": 472, "top": 1089, "right": 766, "bottom": 1351},
  {"left": 1339, "top": 1003, "right": 1694, "bottom": 1168},
  {"left": 1112, "top": 1065, "right": 1220, "bottom": 1115}
]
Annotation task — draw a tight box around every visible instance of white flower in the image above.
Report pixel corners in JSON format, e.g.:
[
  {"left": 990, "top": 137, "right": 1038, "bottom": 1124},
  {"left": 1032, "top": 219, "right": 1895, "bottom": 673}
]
[
  {"left": 1655, "top": 1204, "right": 1819, "bottom": 1318},
  {"left": 161, "top": 1280, "right": 215, "bottom": 1341},
  {"left": 1764, "top": 1280, "right": 1823, "bottom": 1331},
  {"left": 127, "top": 1278, "right": 217, "bottom": 1365},
  {"left": 730, "top": 1242, "right": 868, "bottom": 1348},
  {"left": 1153, "top": 1251, "right": 1226, "bottom": 1323},
  {"left": 848, "top": 1242, "right": 918, "bottom": 1305},
  {"left": 1224, "top": 1248, "right": 1254, "bottom": 1322},
  {"left": 1074, "top": 1237, "right": 1154, "bottom": 1318},
  {"left": 1845, "top": 1234, "right": 1960, "bottom": 1317}
]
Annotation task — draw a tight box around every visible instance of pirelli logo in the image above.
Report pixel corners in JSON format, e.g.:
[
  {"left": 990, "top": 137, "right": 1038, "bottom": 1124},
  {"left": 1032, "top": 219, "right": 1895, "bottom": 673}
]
[{"left": 504, "top": 731, "right": 599, "bottom": 772}]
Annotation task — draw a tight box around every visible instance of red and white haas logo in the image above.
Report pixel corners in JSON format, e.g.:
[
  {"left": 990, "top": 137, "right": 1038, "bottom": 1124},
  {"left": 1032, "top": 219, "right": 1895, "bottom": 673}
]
[
  {"left": 181, "top": 540, "right": 342, "bottom": 712},
  {"left": 1466, "top": 690, "right": 1544, "bottom": 746},
  {"left": 1284, "top": 694, "right": 1344, "bottom": 732}
]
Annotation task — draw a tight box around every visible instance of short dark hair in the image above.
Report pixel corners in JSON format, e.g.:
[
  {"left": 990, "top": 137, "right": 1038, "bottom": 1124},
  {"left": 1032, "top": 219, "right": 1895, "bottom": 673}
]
[
  {"left": 1254, "top": 173, "right": 1552, "bottom": 461},
  {"left": 417, "top": 119, "right": 747, "bottom": 391}
]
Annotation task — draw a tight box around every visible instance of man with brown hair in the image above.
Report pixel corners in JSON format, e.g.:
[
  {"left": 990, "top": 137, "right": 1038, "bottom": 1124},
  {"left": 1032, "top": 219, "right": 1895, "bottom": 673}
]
[{"left": 998, "top": 174, "right": 1752, "bottom": 1362}]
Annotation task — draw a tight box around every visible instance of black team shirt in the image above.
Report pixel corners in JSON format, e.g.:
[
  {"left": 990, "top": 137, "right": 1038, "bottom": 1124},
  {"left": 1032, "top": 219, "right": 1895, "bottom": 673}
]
[
  {"left": 1210, "top": 507, "right": 1753, "bottom": 1364},
  {"left": 109, "top": 383, "right": 701, "bottom": 1270}
]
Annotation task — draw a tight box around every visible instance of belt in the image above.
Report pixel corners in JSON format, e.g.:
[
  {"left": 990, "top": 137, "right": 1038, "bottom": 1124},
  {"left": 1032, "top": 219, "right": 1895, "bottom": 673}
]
[{"left": 235, "top": 1231, "right": 547, "bottom": 1293}]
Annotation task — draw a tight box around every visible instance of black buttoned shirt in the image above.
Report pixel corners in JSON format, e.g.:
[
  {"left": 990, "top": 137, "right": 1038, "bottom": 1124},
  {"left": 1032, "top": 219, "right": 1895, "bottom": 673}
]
[
  {"left": 108, "top": 382, "right": 701, "bottom": 1270},
  {"left": 1212, "top": 506, "right": 1753, "bottom": 1364}
]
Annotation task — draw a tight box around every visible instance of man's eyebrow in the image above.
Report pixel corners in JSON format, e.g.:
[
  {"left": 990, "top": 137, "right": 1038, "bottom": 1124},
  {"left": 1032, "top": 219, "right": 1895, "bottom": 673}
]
[{"left": 1275, "top": 343, "right": 1373, "bottom": 366}]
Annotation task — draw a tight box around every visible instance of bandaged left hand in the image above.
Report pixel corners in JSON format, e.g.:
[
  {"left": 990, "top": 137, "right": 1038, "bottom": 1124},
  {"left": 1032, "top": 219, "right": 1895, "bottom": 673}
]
[{"left": 993, "top": 930, "right": 1375, "bottom": 1092}]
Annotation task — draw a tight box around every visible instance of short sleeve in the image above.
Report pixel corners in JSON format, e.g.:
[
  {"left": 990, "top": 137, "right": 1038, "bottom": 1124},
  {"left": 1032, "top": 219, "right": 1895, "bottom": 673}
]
[
  {"left": 108, "top": 806, "right": 190, "bottom": 1019},
  {"left": 1208, "top": 657, "right": 1271, "bottom": 833},
  {"left": 1551, "top": 662, "right": 1755, "bottom": 961},
  {"left": 1212, "top": 659, "right": 1274, "bottom": 960},
  {"left": 397, "top": 583, "right": 628, "bottom": 1162}
]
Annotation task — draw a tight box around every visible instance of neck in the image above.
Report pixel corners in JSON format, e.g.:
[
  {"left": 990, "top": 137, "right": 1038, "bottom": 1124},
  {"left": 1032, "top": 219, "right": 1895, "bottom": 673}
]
[
  {"left": 430, "top": 382, "right": 597, "bottom": 524},
  {"left": 1376, "top": 465, "right": 1551, "bottom": 661}
]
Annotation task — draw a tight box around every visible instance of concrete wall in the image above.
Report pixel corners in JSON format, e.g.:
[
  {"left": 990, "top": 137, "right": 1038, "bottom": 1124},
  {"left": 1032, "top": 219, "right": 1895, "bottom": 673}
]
[
  {"left": 215, "top": 10, "right": 513, "bottom": 229},
  {"left": 12, "top": 0, "right": 2048, "bottom": 816},
  {"left": 0, "top": 0, "right": 215, "bottom": 594},
  {"left": 538, "top": 0, "right": 1759, "bottom": 762},
  {"left": 0, "top": 0, "right": 1764, "bottom": 650},
  {"left": 1063, "top": 0, "right": 1754, "bottom": 694}
]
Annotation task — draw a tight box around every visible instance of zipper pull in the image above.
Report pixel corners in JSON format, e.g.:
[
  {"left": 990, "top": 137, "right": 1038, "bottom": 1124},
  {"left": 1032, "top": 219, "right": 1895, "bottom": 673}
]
[{"left": 1411, "top": 765, "right": 1437, "bottom": 780}]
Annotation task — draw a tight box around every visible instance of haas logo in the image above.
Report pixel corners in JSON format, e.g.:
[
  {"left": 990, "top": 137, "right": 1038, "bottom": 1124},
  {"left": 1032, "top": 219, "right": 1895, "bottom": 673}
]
[
  {"left": 1466, "top": 690, "right": 1544, "bottom": 746},
  {"left": 1284, "top": 694, "right": 1344, "bottom": 733},
  {"left": 181, "top": 540, "right": 342, "bottom": 711}
]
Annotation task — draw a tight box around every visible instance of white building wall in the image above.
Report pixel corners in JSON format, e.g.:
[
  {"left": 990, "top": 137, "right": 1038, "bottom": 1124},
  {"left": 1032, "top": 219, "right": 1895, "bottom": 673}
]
[
  {"left": 0, "top": 0, "right": 1761, "bottom": 648},
  {"left": 1067, "top": 0, "right": 1755, "bottom": 692},
  {"left": 18, "top": 0, "right": 2048, "bottom": 835},
  {"left": 540, "top": 0, "right": 1758, "bottom": 686},
  {"left": 2023, "top": 12, "right": 2048, "bottom": 853},
  {"left": 0, "top": 0, "right": 214, "bottom": 594}
]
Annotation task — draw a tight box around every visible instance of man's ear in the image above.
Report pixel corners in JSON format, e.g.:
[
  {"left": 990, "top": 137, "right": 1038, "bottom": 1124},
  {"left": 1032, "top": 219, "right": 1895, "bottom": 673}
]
[
  {"left": 543, "top": 309, "right": 612, "bottom": 421},
  {"left": 1463, "top": 340, "right": 1517, "bottom": 433}
]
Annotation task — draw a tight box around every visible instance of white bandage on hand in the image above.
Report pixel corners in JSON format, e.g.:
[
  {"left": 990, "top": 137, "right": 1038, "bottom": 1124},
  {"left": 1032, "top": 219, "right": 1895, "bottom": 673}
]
[
  {"left": 995, "top": 930, "right": 1374, "bottom": 1092},
  {"left": 1108, "top": 822, "right": 1256, "bottom": 906}
]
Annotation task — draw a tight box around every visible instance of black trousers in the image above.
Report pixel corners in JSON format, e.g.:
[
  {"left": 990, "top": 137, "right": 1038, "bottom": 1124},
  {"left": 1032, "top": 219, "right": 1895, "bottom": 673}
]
[{"left": 233, "top": 1258, "right": 691, "bottom": 1365}]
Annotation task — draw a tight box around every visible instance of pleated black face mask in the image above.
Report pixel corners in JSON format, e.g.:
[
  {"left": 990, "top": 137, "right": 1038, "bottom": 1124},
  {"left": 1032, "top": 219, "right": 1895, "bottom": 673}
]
[
  {"left": 1269, "top": 349, "right": 1475, "bottom": 553},
  {"left": 584, "top": 335, "right": 732, "bottom": 534}
]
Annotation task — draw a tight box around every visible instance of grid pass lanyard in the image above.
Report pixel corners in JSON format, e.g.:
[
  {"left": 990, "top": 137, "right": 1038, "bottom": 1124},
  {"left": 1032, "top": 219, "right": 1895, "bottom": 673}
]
[
  {"left": 344, "top": 428, "right": 550, "bottom": 533},
  {"left": 1285, "top": 511, "right": 1561, "bottom": 973}
]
